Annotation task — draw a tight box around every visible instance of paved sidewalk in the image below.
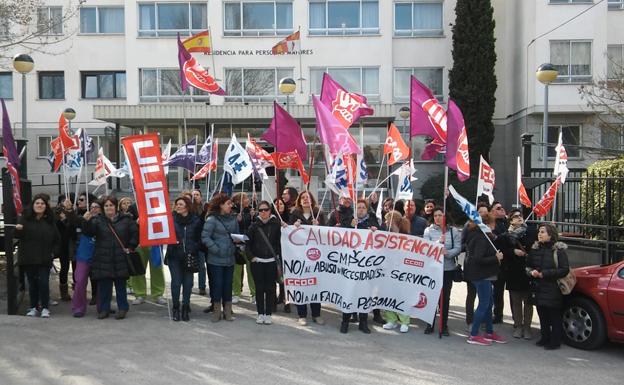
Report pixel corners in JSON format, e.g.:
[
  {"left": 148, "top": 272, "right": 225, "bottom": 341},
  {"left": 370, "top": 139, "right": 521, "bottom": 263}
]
[{"left": 0, "top": 268, "right": 622, "bottom": 385}]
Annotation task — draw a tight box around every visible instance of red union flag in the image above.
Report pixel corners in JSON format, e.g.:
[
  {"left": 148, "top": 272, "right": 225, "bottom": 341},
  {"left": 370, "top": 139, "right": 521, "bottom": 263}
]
[
  {"left": 384, "top": 123, "right": 410, "bottom": 166},
  {"left": 410, "top": 76, "right": 447, "bottom": 160},
  {"left": 58, "top": 114, "right": 79, "bottom": 151},
  {"left": 177, "top": 35, "right": 225, "bottom": 95},
  {"left": 533, "top": 177, "right": 561, "bottom": 218},
  {"left": 272, "top": 150, "right": 309, "bottom": 184},
  {"left": 320, "top": 73, "right": 373, "bottom": 129},
  {"left": 121, "top": 134, "right": 176, "bottom": 246},
  {"left": 445, "top": 99, "right": 470, "bottom": 181},
  {"left": 517, "top": 157, "right": 532, "bottom": 208},
  {"left": 476, "top": 156, "right": 495, "bottom": 204}
]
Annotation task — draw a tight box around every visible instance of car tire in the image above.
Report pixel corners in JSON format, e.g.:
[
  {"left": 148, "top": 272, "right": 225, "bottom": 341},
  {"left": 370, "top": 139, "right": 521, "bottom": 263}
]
[{"left": 562, "top": 297, "right": 607, "bottom": 350}]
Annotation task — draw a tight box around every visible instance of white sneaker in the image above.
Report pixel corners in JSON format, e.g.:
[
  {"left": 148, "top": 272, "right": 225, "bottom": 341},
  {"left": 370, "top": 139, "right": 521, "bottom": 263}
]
[
  {"left": 127, "top": 287, "right": 134, "bottom": 295},
  {"left": 383, "top": 322, "right": 397, "bottom": 330},
  {"left": 263, "top": 315, "right": 272, "bottom": 325},
  {"left": 132, "top": 296, "right": 145, "bottom": 305},
  {"left": 155, "top": 296, "right": 167, "bottom": 305},
  {"left": 298, "top": 318, "right": 308, "bottom": 326},
  {"left": 49, "top": 299, "right": 59, "bottom": 306},
  {"left": 251, "top": 297, "right": 256, "bottom": 305},
  {"left": 256, "top": 314, "right": 265, "bottom": 324},
  {"left": 400, "top": 324, "right": 409, "bottom": 333},
  {"left": 40, "top": 308, "right": 50, "bottom": 318},
  {"left": 232, "top": 296, "right": 240, "bottom": 304},
  {"left": 26, "top": 308, "right": 39, "bottom": 317}
]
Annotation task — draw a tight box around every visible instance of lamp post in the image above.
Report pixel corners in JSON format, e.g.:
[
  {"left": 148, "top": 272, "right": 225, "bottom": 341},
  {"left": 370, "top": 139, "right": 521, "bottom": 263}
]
[
  {"left": 277, "top": 77, "right": 297, "bottom": 197},
  {"left": 12, "top": 54, "right": 34, "bottom": 140},
  {"left": 63, "top": 107, "right": 76, "bottom": 132},
  {"left": 536, "top": 63, "right": 558, "bottom": 169},
  {"left": 399, "top": 106, "right": 410, "bottom": 142}
]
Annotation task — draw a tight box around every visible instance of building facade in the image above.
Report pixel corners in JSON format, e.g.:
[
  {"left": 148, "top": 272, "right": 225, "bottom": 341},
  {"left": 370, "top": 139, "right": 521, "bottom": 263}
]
[{"left": 1, "top": 0, "right": 623, "bottom": 208}]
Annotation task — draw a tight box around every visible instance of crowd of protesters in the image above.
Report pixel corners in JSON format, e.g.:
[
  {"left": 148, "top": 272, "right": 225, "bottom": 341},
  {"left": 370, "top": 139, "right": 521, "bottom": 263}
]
[{"left": 15, "top": 186, "right": 570, "bottom": 349}]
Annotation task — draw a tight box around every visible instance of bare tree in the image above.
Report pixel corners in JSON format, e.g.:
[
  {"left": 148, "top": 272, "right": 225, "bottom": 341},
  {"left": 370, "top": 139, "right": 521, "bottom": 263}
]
[
  {"left": 579, "top": 54, "right": 624, "bottom": 151},
  {"left": 0, "top": 0, "right": 84, "bottom": 68}
]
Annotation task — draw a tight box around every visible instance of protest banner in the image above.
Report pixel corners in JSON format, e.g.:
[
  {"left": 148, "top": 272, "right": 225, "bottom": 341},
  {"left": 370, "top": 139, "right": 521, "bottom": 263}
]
[{"left": 281, "top": 225, "right": 444, "bottom": 323}]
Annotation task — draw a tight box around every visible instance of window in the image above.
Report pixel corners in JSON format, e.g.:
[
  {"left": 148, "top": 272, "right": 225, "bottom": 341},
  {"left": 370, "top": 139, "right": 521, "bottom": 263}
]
[
  {"left": 224, "top": 68, "right": 293, "bottom": 102},
  {"left": 549, "top": 0, "right": 594, "bottom": 3},
  {"left": 608, "top": 0, "right": 624, "bottom": 10},
  {"left": 601, "top": 125, "right": 624, "bottom": 151},
  {"left": 309, "top": 1, "right": 379, "bottom": 36},
  {"left": 550, "top": 40, "right": 592, "bottom": 83},
  {"left": 394, "top": 1, "right": 443, "bottom": 37},
  {"left": 607, "top": 45, "right": 623, "bottom": 80},
  {"left": 394, "top": 67, "right": 443, "bottom": 102},
  {"left": 0, "top": 72, "right": 12, "bottom": 99},
  {"left": 138, "top": 2, "right": 207, "bottom": 36},
  {"left": 80, "top": 7, "right": 125, "bottom": 34},
  {"left": 81, "top": 71, "right": 126, "bottom": 99},
  {"left": 37, "top": 6, "right": 63, "bottom": 35},
  {"left": 139, "top": 68, "right": 210, "bottom": 102},
  {"left": 38, "top": 72, "right": 65, "bottom": 100},
  {"left": 224, "top": 1, "right": 293, "bottom": 36},
  {"left": 310, "top": 67, "right": 379, "bottom": 100},
  {"left": 37, "top": 136, "right": 53, "bottom": 157},
  {"left": 547, "top": 125, "right": 581, "bottom": 158}
]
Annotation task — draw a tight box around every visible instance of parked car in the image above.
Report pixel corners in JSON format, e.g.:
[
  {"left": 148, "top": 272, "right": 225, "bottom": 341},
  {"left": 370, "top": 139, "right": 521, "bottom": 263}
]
[{"left": 562, "top": 260, "right": 624, "bottom": 350}]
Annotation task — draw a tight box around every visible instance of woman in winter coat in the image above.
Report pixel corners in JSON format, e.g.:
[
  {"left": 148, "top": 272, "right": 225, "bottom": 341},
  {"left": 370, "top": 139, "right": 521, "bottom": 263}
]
[
  {"left": 464, "top": 214, "right": 507, "bottom": 346},
  {"left": 15, "top": 194, "right": 61, "bottom": 318},
  {"left": 340, "top": 199, "right": 380, "bottom": 334},
  {"left": 71, "top": 200, "right": 101, "bottom": 317},
  {"left": 82, "top": 196, "right": 138, "bottom": 320},
  {"left": 167, "top": 196, "right": 203, "bottom": 322},
  {"left": 231, "top": 192, "right": 255, "bottom": 304},
  {"left": 422, "top": 207, "right": 462, "bottom": 336},
  {"left": 273, "top": 197, "right": 290, "bottom": 312},
  {"left": 382, "top": 210, "right": 413, "bottom": 333},
  {"left": 246, "top": 200, "right": 282, "bottom": 325},
  {"left": 202, "top": 193, "right": 240, "bottom": 322},
  {"left": 289, "top": 190, "right": 326, "bottom": 326},
  {"left": 527, "top": 223, "right": 570, "bottom": 350}
]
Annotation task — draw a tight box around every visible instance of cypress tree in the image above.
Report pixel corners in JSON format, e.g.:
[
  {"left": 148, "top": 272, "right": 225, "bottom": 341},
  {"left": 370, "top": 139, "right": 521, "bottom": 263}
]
[{"left": 448, "top": 0, "right": 497, "bottom": 173}]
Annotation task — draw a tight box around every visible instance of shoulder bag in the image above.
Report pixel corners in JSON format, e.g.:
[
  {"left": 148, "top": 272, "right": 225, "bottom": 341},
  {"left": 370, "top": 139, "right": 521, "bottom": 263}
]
[
  {"left": 182, "top": 225, "right": 200, "bottom": 273},
  {"left": 552, "top": 249, "right": 576, "bottom": 295},
  {"left": 215, "top": 217, "right": 247, "bottom": 265},
  {"left": 256, "top": 225, "right": 283, "bottom": 283},
  {"left": 108, "top": 223, "right": 145, "bottom": 277}
]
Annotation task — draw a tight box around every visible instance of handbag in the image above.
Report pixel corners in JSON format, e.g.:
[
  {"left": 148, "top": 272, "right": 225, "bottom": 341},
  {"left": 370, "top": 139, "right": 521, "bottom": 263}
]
[
  {"left": 215, "top": 217, "right": 247, "bottom": 265},
  {"left": 256, "top": 225, "right": 283, "bottom": 283},
  {"left": 182, "top": 226, "right": 200, "bottom": 273},
  {"left": 108, "top": 223, "right": 145, "bottom": 277},
  {"left": 552, "top": 249, "right": 576, "bottom": 295}
]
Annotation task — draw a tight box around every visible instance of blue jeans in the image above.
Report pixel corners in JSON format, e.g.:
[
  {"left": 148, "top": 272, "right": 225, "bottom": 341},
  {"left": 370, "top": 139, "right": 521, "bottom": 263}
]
[
  {"left": 198, "top": 251, "right": 207, "bottom": 290},
  {"left": 98, "top": 278, "right": 129, "bottom": 312},
  {"left": 471, "top": 280, "right": 494, "bottom": 336},
  {"left": 208, "top": 264, "right": 234, "bottom": 303},
  {"left": 23, "top": 265, "right": 50, "bottom": 309},
  {"left": 168, "top": 255, "right": 194, "bottom": 307}
]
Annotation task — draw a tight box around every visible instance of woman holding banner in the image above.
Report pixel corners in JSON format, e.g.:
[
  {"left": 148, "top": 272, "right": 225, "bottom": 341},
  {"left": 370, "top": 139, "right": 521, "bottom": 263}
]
[
  {"left": 82, "top": 196, "right": 138, "bottom": 320},
  {"left": 202, "top": 193, "right": 240, "bottom": 322},
  {"left": 382, "top": 211, "right": 412, "bottom": 333},
  {"left": 464, "top": 215, "right": 507, "bottom": 346},
  {"left": 289, "top": 190, "right": 326, "bottom": 326},
  {"left": 422, "top": 207, "right": 462, "bottom": 336}
]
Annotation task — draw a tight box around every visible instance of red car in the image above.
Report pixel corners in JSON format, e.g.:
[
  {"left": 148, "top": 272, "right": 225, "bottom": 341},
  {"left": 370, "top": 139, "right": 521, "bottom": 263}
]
[{"left": 562, "top": 260, "right": 624, "bottom": 350}]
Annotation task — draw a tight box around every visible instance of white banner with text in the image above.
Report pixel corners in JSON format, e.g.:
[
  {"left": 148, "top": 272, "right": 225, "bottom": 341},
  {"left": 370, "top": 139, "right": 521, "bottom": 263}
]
[{"left": 281, "top": 225, "right": 444, "bottom": 323}]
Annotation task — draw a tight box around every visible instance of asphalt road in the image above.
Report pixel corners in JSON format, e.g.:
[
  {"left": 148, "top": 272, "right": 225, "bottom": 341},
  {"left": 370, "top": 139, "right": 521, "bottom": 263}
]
[{"left": 0, "top": 271, "right": 622, "bottom": 385}]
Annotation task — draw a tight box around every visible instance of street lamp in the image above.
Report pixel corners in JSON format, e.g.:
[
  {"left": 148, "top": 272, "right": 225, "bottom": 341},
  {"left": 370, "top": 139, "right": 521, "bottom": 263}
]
[
  {"left": 279, "top": 77, "right": 296, "bottom": 113},
  {"left": 536, "top": 63, "right": 558, "bottom": 169},
  {"left": 399, "top": 106, "right": 410, "bottom": 155},
  {"left": 12, "top": 54, "right": 34, "bottom": 140},
  {"left": 63, "top": 107, "right": 76, "bottom": 134}
]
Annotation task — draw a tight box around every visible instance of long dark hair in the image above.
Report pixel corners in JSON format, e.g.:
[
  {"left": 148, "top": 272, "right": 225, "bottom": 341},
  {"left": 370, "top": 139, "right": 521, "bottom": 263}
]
[{"left": 23, "top": 194, "right": 55, "bottom": 223}]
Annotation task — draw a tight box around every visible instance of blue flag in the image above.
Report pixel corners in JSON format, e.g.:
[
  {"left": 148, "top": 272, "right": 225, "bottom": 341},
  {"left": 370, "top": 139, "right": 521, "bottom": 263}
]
[
  {"left": 448, "top": 185, "right": 490, "bottom": 233},
  {"left": 150, "top": 246, "right": 163, "bottom": 268},
  {"left": 165, "top": 138, "right": 197, "bottom": 171}
]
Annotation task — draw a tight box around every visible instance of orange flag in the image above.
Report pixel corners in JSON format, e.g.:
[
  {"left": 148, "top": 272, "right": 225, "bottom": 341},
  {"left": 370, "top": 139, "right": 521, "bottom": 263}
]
[
  {"left": 533, "top": 177, "right": 561, "bottom": 217},
  {"left": 384, "top": 123, "right": 410, "bottom": 166}
]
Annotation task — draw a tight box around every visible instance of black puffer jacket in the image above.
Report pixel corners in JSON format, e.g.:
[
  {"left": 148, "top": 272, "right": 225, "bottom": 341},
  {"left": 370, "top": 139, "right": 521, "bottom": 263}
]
[
  {"left": 289, "top": 208, "right": 326, "bottom": 226},
  {"left": 166, "top": 212, "right": 203, "bottom": 262},
  {"left": 15, "top": 214, "right": 61, "bottom": 266},
  {"left": 328, "top": 205, "right": 354, "bottom": 228},
  {"left": 527, "top": 241, "right": 570, "bottom": 308},
  {"left": 246, "top": 216, "right": 281, "bottom": 260},
  {"left": 463, "top": 228, "right": 500, "bottom": 282},
  {"left": 82, "top": 213, "right": 139, "bottom": 281},
  {"left": 353, "top": 214, "right": 379, "bottom": 230}
]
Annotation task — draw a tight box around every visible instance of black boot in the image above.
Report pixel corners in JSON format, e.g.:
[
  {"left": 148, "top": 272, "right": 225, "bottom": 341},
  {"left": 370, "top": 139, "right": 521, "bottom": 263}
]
[
  {"left": 424, "top": 324, "right": 434, "bottom": 334},
  {"left": 181, "top": 304, "right": 190, "bottom": 322},
  {"left": 358, "top": 314, "right": 371, "bottom": 334},
  {"left": 340, "top": 321, "right": 349, "bottom": 334},
  {"left": 372, "top": 309, "right": 384, "bottom": 325},
  {"left": 284, "top": 304, "right": 291, "bottom": 313},
  {"left": 172, "top": 305, "right": 180, "bottom": 322}
]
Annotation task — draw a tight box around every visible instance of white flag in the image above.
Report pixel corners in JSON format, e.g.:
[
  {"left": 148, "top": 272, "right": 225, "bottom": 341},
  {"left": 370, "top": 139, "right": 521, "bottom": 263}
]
[
  {"left": 162, "top": 139, "right": 171, "bottom": 176},
  {"left": 355, "top": 152, "right": 368, "bottom": 188},
  {"left": 88, "top": 148, "right": 109, "bottom": 186},
  {"left": 476, "top": 155, "right": 495, "bottom": 205},
  {"left": 223, "top": 134, "right": 252, "bottom": 185},
  {"left": 553, "top": 131, "right": 569, "bottom": 184},
  {"left": 395, "top": 161, "right": 416, "bottom": 201},
  {"left": 375, "top": 189, "right": 383, "bottom": 225},
  {"left": 324, "top": 152, "right": 351, "bottom": 198}
]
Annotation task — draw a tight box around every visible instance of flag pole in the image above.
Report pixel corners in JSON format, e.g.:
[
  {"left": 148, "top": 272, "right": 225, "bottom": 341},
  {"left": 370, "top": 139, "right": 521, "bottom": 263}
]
[
  {"left": 516, "top": 156, "right": 520, "bottom": 208},
  {"left": 182, "top": 88, "right": 190, "bottom": 189},
  {"left": 261, "top": 183, "right": 283, "bottom": 224},
  {"left": 83, "top": 129, "right": 90, "bottom": 208},
  {"left": 206, "top": 123, "right": 215, "bottom": 199},
  {"left": 306, "top": 137, "right": 317, "bottom": 191},
  {"left": 208, "top": 27, "right": 218, "bottom": 80},
  {"left": 439, "top": 165, "right": 449, "bottom": 338},
  {"left": 192, "top": 134, "right": 198, "bottom": 190},
  {"left": 297, "top": 26, "right": 303, "bottom": 93}
]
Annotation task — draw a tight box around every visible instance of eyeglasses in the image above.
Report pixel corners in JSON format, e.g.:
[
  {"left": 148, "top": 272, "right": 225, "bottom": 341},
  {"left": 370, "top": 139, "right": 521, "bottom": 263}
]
[
  {"left": 258, "top": 208, "right": 271, "bottom": 212},
  {"left": 78, "top": 198, "right": 85, "bottom": 202}
]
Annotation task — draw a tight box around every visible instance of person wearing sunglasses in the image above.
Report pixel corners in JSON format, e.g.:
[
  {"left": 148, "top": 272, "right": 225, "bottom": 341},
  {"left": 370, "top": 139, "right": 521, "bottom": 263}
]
[
  {"left": 489, "top": 201, "right": 509, "bottom": 325},
  {"left": 246, "top": 201, "right": 282, "bottom": 325}
]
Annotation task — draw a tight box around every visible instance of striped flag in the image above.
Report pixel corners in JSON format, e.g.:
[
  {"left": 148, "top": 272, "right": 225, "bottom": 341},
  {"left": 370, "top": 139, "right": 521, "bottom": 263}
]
[
  {"left": 272, "top": 30, "right": 300, "bottom": 55},
  {"left": 182, "top": 30, "right": 211, "bottom": 54}
]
